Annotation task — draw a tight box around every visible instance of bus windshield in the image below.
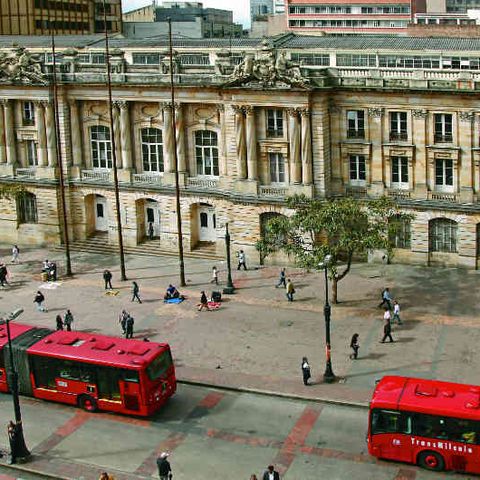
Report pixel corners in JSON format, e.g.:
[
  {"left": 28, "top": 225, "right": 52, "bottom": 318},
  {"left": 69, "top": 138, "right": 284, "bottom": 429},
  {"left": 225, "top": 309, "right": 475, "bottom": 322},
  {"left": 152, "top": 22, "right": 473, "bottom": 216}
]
[{"left": 146, "top": 350, "right": 173, "bottom": 381}]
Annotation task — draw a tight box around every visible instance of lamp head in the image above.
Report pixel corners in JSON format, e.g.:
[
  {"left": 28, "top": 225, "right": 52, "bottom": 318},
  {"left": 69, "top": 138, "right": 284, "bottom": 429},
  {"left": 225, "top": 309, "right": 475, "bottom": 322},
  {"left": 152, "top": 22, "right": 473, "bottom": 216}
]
[{"left": 9, "top": 308, "right": 24, "bottom": 320}]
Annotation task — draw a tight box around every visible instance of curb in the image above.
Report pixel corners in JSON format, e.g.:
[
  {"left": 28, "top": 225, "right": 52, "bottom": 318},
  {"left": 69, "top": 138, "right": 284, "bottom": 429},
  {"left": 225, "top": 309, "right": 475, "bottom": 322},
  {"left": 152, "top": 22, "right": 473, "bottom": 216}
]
[
  {"left": 0, "top": 459, "right": 71, "bottom": 480},
  {"left": 177, "top": 379, "right": 370, "bottom": 409}
]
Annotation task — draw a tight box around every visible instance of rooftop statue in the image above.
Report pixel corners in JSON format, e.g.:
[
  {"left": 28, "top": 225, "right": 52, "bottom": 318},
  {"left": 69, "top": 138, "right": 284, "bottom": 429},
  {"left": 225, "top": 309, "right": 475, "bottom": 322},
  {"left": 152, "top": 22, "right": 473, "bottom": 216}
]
[{"left": 0, "top": 47, "right": 47, "bottom": 85}]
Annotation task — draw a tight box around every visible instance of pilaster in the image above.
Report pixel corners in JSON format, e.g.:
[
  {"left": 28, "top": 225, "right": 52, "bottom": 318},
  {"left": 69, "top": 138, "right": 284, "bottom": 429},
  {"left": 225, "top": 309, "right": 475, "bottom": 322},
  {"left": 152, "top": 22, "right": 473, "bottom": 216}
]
[
  {"left": 35, "top": 101, "right": 47, "bottom": 167},
  {"left": 232, "top": 105, "right": 247, "bottom": 179},
  {"left": 412, "top": 109, "right": 428, "bottom": 197},
  {"left": 458, "top": 111, "right": 474, "bottom": 203},
  {"left": 300, "top": 108, "right": 312, "bottom": 185},
  {"left": 245, "top": 105, "right": 257, "bottom": 181},
  {"left": 0, "top": 101, "right": 6, "bottom": 164},
  {"left": 45, "top": 101, "right": 57, "bottom": 167},
  {"left": 367, "top": 107, "right": 384, "bottom": 197},
  {"left": 287, "top": 107, "right": 301, "bottom": 184}
]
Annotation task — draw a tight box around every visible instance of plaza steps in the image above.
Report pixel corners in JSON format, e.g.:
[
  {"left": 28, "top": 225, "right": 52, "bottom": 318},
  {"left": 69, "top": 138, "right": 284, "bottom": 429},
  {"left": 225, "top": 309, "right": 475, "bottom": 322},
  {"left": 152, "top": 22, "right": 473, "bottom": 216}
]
[{"left": 54, "top": 233, "right": 223, "bottom": 260}]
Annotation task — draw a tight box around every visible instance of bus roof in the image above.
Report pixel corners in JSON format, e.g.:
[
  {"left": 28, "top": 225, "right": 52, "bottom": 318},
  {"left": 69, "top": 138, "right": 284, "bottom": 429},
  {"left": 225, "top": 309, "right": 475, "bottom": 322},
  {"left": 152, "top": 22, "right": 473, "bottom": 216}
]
[
  {"left": 371, "top": 376, "right": 480, "bottom": 421},
  {"left": 27, "top": 329, "right": 169, "bottom": 370},
  {"left": 0, "top": 323, "right": 35, "bottom": 348}
]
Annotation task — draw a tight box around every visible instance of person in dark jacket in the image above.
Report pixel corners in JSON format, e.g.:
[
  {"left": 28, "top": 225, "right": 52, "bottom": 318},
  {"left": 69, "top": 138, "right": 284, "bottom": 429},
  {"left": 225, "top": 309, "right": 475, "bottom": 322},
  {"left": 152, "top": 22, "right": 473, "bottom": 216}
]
[
  {"left": 198, "top": 291, "right": 210, "bottom": 311},
  {"left": 34, "top": 290, "right": 46, "bottom": 312},
  {"left": 381, "top": 313, "right": 394, "bottom": 343},
  {"left": 103, "top": 270, "right": 113, "bottom": 290},
  {"left": 156, "top": 452, "right": 172, "bottom": 480},
  {"left": 262, "top": 465, "right": 280, "bottom": 480},
  {"left": 125, "top": 315, "right": 134, "bottom": 339},
  {"left": 350, "top": 333, "right": 360, "bottom": 359},
  {"left": 55, "top": 315, "right": 63, "bottom": 331},
  {"left": 301, "top": 357, "right": 311, "bottom": 386},
  {"left": 131, "top": 281, "right": 142, "bottom": 303}
]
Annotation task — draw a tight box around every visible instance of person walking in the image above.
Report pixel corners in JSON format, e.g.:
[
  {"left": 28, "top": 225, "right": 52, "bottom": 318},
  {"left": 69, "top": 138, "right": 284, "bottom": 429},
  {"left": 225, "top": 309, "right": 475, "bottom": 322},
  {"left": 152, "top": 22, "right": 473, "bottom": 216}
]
[
  {"left": 131, "top": 281, "right": 142, "bottom": 303},
  {"left": 275, "top": 268, "right": 286, "bottom": 288},
  {"left": 103, "top": 269, "right": 113, "bottom": 290},
  {"left": 55, "top": 314, "right": 63, "bottom": 331},
  {"left": 381, "top": 308, "right": 394, "bottom": 343},
  {"left": 378, "top": 287, "right": 392, "bottom": 310},
  {"left": 392, "top": 300, "right": 402, "bottom": 325},
  {"left": 237, "top": 250, "right": 247, "bottom": 270},
  {"left": 11, "top": 245, "right": 19, "bottom": 264},
  {"left": 119, "top": 310, "right": 128, "bottom": 335},
  {"left": 286, "top": 279, "right": 295, "bottom": 302},
  {"left": 34, "top": 290, "right": 46, "bottom": 312},
  {"left": 262, "top": 465, "right": 280, "bottom": 480},
  {"left": 0, "top": 263, "right": 9, "bottom": 287},
  {"left": 63, "top": 309, "right": 74, "bottom": 331},
  {"left": 350, "top": 333, "right": 360, "bottom": 359},
  {"left": 7, "top": 421, "right": 18, "bottom": 465},
  {"left": 301, "top": 357, "right": 311, "bottom": 386},
  {"left": 148, "top": 222, "right": 154, "bottom": 241},
  {"left": 198, "top": 291, "right": 211, "bottom": 311},
  {"left": 210, "top": 266, "right": 218, "bottom": 285},
  {"left": 125, "top": 314, "right": 134, "bottom": 339},
  {"left": 156, "top": 452, "right": 172, "bottom": 480}
]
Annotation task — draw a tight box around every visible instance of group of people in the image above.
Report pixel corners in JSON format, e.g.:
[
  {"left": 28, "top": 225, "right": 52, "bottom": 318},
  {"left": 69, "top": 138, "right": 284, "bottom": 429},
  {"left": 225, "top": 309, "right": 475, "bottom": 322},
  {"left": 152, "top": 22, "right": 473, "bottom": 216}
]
[
  {"left": 275, "top": 268, "right": 296, "bottom": 302},
  {"left": 42, "top": 259, "right": 57, "bottom": 282},
  {"left": 379, "top": 287, "right": 402, "bottom": 344},
  {"left": 55, "top": 309, "right": 74, "bottom": 331},
  {"left": 118, "top": 309, "right": 135, "bottom": 339}
]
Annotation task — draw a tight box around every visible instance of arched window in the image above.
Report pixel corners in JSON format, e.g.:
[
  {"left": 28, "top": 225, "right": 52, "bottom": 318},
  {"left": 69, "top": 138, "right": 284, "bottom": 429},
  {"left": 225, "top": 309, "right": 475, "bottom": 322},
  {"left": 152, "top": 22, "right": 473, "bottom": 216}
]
[
  {"left": 90, "top": 125, "right": 112, "bottom": 169},
  {"left": 195, "top": 130, "right": 219, "bottom": 176},
  {"left": 141, "top": 128, "right": 163, "bottom": 172},
  {"left": 429, "top": 218, "right": 457, "bottom": 253},
  {"left": 17, "top": 192, "right": 38, "bottom": 224}
]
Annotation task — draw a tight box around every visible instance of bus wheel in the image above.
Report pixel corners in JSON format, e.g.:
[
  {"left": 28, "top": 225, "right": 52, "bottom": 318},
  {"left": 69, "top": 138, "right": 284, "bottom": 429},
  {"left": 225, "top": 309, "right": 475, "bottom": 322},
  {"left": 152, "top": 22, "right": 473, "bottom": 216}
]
[
  {"left": 418, "top": 451, "right": 445, "bottom": 471},
  {"left": 78, "top": 395, "right": 98, "bottom": 412}
]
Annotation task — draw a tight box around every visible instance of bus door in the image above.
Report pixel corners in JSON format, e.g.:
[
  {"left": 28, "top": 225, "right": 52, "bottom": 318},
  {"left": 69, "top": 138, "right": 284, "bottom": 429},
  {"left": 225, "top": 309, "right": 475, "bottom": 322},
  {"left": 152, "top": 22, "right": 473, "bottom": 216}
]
[
  {"left": 370, "top": 409, "right": 413, "bottom": 463},
  {"left": 119, "top": 378, "right": 141, "bottom": 412},
  {"left": 0, "top": 362, "right": 7, "bottom": 392}
]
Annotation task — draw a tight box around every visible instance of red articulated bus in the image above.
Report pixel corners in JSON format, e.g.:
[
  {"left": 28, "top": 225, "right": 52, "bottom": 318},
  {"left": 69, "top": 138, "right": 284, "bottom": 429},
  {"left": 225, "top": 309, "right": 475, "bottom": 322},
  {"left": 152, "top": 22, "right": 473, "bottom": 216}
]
[
  {"left": 0, "top": 322, "right": 176, "bottom": 416},
  {"left": 368, "top": 376, "right": 480, "bottom": 474}
]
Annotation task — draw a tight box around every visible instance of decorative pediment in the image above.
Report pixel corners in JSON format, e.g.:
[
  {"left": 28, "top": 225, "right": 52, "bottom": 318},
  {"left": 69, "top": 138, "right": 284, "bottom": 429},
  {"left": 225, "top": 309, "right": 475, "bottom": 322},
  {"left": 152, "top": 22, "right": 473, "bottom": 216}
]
[
  {"left": 223, "top": 40, "right": 310, "bottom": 90},
  {"left": 0, "top": 47, "right": 47, "bottom": 85}
]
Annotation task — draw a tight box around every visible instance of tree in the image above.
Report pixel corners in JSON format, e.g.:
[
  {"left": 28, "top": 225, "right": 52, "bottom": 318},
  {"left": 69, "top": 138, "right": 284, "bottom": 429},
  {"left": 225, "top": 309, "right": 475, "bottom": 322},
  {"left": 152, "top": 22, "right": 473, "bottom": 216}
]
[
  {"left": 256, "top": 195, "right": 413, "bottom": 303},
  {"left": 0, "top": 183, "right": 25, "bottom": 200}
]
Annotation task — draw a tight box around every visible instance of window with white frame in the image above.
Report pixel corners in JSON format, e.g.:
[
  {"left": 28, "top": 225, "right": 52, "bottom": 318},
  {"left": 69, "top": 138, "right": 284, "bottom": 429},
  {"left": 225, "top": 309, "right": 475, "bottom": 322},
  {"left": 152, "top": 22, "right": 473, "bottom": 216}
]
[
  {"left": 23, "top": 101, "right": 35, "bottom": 126},
  {"left": 141, "top": 128, "right": 163, "bottom": 173},
  {"left": 389, "top": 112, "right": 407, "bottom": 141},
  {"left": 434, "top": 113, "right": 453, "bottom": 143},
  {"left": 17, "top": 192, "right": 38, "bottom": 224},
  {"left": 195, "top": 130, "right": 219, "bottom": 176},
  {"left": 269, "top": 153, "right": 286, "bottom": 183},
  {"left": 391, "top": 156, "right": 409, "bottom": 188},
  {"left": 266, "top": 109, "right": 284, "bottom": 137},
  {"left": 26, "top": 140, "right": 38, "bottom": 166},
  {"left": 132, "top": 53, "right": 160, "bottom": 65},
  {"left": 347, "top": 111, "right": 365, "bottom": 139},
  {"left": 349, "top": 154, "right": 366, "bottom": 184},
  {"left": 435, "top": 158, "right": 454, "bottom": 190},
  {"left": 90, "top": 126, "right": 112, "bottom": 169},
  {"left": 429, "top": 218, "right": 457, "bottom": 253}
]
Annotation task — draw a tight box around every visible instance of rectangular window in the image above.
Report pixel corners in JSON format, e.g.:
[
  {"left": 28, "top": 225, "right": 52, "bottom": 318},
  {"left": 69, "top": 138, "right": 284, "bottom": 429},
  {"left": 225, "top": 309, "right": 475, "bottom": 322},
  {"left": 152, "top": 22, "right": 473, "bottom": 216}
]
[
  {"left": 179, "top": 54, "right": 210, "bottom": 66},
  {"left": 346, "top": 111, "right": 365, "bottom": 139},
  {"left": 290, "top": 53, "right": 330, "bottom": 66},
  {"left": 435, "top": 159, "right": 454, "bottom": 188},
  {"left": 269, "top": 152, "right": 286, "bottom": 183},
  {"left": 132, "top": 53, "right": 160, "bottom": 65},
  {"left": 17, "top": 193, "right": 38, "bottom": 224},
  {"left": 390, "top": 218, "right": 411, "bottom": 249},
  {"left": 195, "top": 130, "right": 219, "bottom": 176},
  {"left": 141, "top": 128, "right": 164, "bottom": 172},
  {"left": 391, "top": 156, "right": 409, "bottom": 187},
  {"left": 336, "top": 54, "right": 376, "bottom": 67},
  {"left": 26, "top": 140, "right": 38, "bottom": 166},
  {"left": 349, "top": 155, "right": 366, "bottom": 183},
  {"left": 23, "top": 101, "right": 35, "bottom": 125},
  {"left": 90, "top": 126, "right": 112, "bottom": 169},
  {"left": 91, "top": 53, "right": 106, "bottom": 64},
  {"left": 412, "top": 413, "right": 480, "bottom": 443},
  {"left": 389, "top": 112, "right": 408, "bottom": 141},
  {"left": 371, "top": 409, "right": 412, "bottom": 435},
  {"left": 266, "top": 109, "right": 284, "bottom": 137},
  {"left": 434, "top": 114, "right": 453, "bottom": 143}
]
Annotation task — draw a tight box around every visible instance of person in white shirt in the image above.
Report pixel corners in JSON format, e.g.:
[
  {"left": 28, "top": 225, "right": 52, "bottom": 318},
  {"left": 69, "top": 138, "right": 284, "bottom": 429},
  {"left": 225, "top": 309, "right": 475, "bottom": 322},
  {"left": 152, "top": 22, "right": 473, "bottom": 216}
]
[
  {"left": 262, "top": 465, "right": 280, "bottom": 480},
  {"left": 11, "top": 245, "right": 19, "bottom": 264},
  {"left": 237, "top": 250, "right": 247, "bottom": 270},
  {"left": 381, "top": 307, "right": 394, "bottom": 343},
  {"left": 392, "top": 300, "right": 402, "bottom": 325}
]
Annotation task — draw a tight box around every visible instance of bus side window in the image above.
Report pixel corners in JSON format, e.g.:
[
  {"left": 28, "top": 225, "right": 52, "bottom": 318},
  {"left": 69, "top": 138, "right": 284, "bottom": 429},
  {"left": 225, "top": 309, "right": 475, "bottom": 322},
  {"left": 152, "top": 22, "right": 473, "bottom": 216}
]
[{"left": 372, "top": 409, "right": 411, "bottom": 434}]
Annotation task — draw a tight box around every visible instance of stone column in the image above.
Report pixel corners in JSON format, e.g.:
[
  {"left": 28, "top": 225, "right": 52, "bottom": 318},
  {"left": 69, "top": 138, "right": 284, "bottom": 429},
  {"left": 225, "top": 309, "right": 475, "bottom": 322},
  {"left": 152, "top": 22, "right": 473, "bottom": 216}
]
[
  {"left": 245, "top": 105, "right": 257, "bottom": 180},
  {"left": 232, "top": 105, "right": 247, "bottom": 179},
  {"left": 112, "top": 102, "right": 121, "bottom": 169},
  {"left": 4, "top": 100, "right": 16, "bottom": 166},
  {"left": 288, "top": 108, "right": 301, "bottom": 184},
  {"left": 412, "top": 109, "right": 428, "bottom": 197},
  {"left": 162, "top": 102, "right": 174, "bottom": 174},
  {"left": 118, "top": 101, "right": 132, "bottom": 170},
  {"left": 459, "top": 111, "right": 474, "bottom": 203},
  {"left": 301, "top": 108, "right": 313, "bottom": 185},
  {"left": 175, "top": 103, "right": 186, "bottom": 172},
  {"left": 45, "top": 101, "right": 57, "bottom": 167},
  {"left": 69, "top": 99, "right": 82, "bottom": 168},
  {"left": 0, "top": 101, "right": 6, "bottom": 164},
  {"left": 35, "top": 101, "right": 47, "bottom": 167},
  {"left": 367, "top": 107, "right": 384, "bottom": 196}
]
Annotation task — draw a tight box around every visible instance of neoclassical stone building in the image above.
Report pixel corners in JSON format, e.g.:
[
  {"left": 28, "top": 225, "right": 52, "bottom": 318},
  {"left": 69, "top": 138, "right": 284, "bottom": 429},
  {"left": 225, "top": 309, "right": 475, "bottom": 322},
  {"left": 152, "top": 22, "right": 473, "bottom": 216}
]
[{"left": 1, "top": 34, "right": 480, "bottom": 267}]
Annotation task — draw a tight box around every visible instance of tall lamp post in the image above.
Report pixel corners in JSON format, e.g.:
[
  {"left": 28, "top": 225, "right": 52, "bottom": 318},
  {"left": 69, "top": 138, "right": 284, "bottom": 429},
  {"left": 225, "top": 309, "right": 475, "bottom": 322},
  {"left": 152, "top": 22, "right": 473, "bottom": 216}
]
[
  {"left": 223, "top": 223, "right": 235, "bottom": 294},
  {"left": 2, "top": 308, "right": 30, "bottom": 462},
  {"left": 319, "top": 255, "right": 335, "bottom": 383}
]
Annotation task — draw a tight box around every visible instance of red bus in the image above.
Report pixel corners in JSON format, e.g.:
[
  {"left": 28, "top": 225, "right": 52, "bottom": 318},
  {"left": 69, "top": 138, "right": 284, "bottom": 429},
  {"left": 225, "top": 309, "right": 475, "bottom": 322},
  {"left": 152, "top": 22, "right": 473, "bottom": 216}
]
[
  {"left": 0, "top": 322, "right": 176, "bottom": 416},
  {"left": 368, "top": 376, "right": 480, "bottom": 474}
]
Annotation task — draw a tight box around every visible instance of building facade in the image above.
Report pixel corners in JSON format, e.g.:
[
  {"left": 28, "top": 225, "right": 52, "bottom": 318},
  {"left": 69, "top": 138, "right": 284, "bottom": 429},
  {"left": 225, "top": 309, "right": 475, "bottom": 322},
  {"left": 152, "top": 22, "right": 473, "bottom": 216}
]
[
  {"left": 0, "top": 0, "right": 122, "bottom": 35},
  {"left": 2, "top": 34, "right": 480, "bottom": 268},
  {"left": 251, "top": 0, "right": 274, "bottom": 20},
  {"left": 285, "top": 0, "right": 425, "bottom": 34}
]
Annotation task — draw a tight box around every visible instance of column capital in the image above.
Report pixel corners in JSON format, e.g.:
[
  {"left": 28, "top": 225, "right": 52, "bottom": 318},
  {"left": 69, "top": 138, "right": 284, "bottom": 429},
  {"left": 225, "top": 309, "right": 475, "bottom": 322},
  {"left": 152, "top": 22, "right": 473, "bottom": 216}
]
[
  {"left": 243, "top": 105, "right": 255, "bottom": 115},
  {"left": 113, "top": 100, "right": 129, "bottom": 110},
  {"left": 299, "top": 107, "right": 310, "bottom": 117},
  {"left": 412, "top": 109, "right": 428, "bottom": 119},
  {"left": 286, "top": 107, "right": 301, "bottom": 117},
  {"left": 459, "top": 111, "right": 475, "bottom": 123},
  {"left": 162, "top": 101, "right": 178, "bottom": 111},
  {"left": 231, "top": 104, "right": 244, "bottom": 115},
  {"left": 368, "top": 107, "right": 384, "bottom": 118},
  {"left": 34, "top": 100, "right": 48, "bottom": 108},
  {"left": 216, "top": 104, "right": 225, "bottom": 113},
  {"left": 0, "top": 99, "right": 10, "bottom": 107},
  {"left": 68, "top": 98, "right": 78, "bottom": 108}
]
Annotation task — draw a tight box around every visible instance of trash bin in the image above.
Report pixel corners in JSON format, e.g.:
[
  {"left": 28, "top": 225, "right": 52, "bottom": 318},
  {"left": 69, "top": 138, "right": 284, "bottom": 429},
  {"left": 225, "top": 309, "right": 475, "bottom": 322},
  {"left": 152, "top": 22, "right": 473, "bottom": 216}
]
[{"left": 41, "top": 272, "right": 48, "bottom": 282}]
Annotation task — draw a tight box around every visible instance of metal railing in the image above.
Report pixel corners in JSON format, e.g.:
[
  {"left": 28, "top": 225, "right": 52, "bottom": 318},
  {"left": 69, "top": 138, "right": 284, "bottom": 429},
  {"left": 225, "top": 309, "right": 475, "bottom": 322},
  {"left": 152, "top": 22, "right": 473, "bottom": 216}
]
[
  {"left": 80, "top": 169, "right": 110, "bottom": 182},
  {"left": 132, "top": 173, "right": 163, "bottom": 184},
  {"left": 187, "top": 177, "right": 218, "bottom": 189},
  {"left": 15, "top": 168, "right": 35, "bottom": 178}
]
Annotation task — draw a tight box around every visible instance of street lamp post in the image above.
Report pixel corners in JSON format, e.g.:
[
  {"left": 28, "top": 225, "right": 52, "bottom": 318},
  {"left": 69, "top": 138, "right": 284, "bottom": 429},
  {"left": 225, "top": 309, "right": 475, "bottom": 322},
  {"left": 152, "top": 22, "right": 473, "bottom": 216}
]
[
  {"left": 319, "top": 255, "right": 335, "bottom": 383},
  {"left": 223, "top": 223, "right": 235, "bottom": 294},
  {"left": 3, "top": 308, "right": 30, "bottom": 462}
]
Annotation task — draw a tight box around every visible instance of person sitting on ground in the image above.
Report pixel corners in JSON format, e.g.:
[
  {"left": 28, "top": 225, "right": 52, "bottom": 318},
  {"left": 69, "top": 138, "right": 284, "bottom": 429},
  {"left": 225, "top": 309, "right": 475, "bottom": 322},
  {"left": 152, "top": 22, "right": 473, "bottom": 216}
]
[{"left": 164, "top": 284, "right": 180, "bottom": 300}]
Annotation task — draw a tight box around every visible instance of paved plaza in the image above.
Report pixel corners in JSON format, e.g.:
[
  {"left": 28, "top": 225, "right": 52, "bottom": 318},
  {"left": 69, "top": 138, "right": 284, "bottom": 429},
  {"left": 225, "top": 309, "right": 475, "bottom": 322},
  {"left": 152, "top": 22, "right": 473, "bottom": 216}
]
[{"left": 0, "top": 245, "right": 479, "bottom": 478}]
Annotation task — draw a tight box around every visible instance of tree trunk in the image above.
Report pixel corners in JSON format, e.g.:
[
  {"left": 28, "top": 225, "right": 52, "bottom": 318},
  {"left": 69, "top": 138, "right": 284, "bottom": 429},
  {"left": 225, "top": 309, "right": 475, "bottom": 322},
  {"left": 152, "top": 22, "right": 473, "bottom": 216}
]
[{"left": 332, "top": 277, "right": 338, "bottom": 304}]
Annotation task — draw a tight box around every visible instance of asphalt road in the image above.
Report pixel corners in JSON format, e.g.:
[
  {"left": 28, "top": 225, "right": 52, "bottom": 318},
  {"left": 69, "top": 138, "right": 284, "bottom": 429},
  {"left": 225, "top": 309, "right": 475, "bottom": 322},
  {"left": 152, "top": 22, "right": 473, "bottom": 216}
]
[{"left": 0, "top": 385, "right": 461, "bottom": 480}]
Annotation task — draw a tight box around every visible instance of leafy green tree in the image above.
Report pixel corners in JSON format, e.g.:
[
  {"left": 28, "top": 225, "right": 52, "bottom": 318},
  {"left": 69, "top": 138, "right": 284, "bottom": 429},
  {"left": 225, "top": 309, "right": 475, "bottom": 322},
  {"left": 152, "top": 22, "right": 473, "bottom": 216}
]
[
  {"left": 256, "top": 195, "right": 412, "bottom": 303},
  {"left": 0, "top": 183, "right": 25, "bottom": 200}
]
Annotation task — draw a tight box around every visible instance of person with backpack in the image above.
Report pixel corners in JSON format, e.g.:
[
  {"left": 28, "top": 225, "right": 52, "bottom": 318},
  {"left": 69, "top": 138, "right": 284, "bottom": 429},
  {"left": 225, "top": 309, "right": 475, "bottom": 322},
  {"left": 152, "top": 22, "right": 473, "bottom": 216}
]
[
  {"left": 63, "top": 309, "right": 74, "bottom": 331},
  {"left": 125, "top": 315, "right": 134, "bottom": 339}
]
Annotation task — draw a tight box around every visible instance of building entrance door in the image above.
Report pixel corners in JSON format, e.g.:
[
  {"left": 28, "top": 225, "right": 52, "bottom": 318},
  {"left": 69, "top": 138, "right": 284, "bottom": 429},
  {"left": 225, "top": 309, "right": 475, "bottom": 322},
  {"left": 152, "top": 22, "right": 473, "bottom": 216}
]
[
  {"left": 94, "top": 196, "right": 108, "bottom": 231},
  {"left": 198, "top": 205, "right": 216, "bottom": 242}
]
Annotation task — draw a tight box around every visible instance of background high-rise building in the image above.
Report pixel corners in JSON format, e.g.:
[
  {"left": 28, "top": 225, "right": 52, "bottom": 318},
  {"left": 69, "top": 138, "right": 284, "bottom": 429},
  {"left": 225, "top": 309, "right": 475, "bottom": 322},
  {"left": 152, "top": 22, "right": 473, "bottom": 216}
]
[
  {"left": 250, "top": 0, "right": 274, "bottom": 20},
  {"left": 274, "top": 0, "right": 286, "bottom": 13},
  {"left": 0, "top": 0, "right": 122, "bottom": 35}
]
